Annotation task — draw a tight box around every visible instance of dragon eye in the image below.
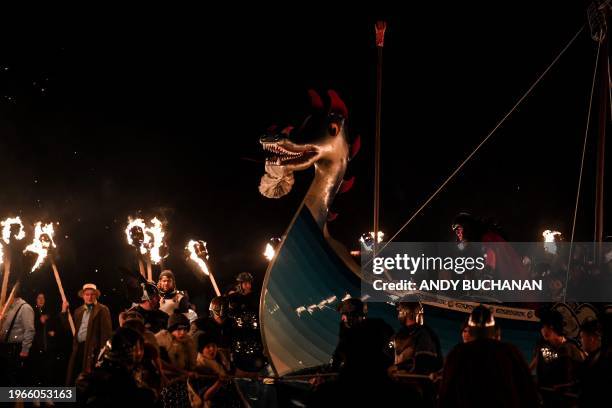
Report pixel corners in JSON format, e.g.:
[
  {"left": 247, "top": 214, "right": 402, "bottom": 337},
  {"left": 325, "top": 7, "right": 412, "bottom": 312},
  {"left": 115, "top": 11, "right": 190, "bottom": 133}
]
[{"left": 329, "top": 122, "right": 340, "bottom": 136}]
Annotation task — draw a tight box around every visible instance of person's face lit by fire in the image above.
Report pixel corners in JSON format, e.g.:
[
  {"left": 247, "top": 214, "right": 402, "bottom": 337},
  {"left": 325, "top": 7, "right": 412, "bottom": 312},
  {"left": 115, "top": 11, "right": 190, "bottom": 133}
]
[
  {"left": 36, "top": 293, "right": 45, "bottom": 308},
  {"left": 202, "top": 343, "right": 218, "bottom": 360},
  {"left": 541, "top": 325, "right": 564, "bottom": 347},
  {"left": 462, "top": 325, "right": 472, "bottom": 343},
  {"left": 455, "top": 226, "right": 464, "bottom": 242},
  {"left": 159, "top": 276, "right": 174, "bottom": 292},
  {"left": 241, "top": 281, "right": 252, "bottom": 295},
  {"left": 341, "top": 313, "right": 363, "bottom": 329},
  {"left": 83, "top": 289, "right": 97, "bottom": 305},
  {"left": 580, "top": 331, "right": 601, "bottom": 354},
  {"left": 142, "top": 294, "right": 161, "bottom": 311},
  {"left": 172, "top": 327, "right": 188, "bottom": 341}
]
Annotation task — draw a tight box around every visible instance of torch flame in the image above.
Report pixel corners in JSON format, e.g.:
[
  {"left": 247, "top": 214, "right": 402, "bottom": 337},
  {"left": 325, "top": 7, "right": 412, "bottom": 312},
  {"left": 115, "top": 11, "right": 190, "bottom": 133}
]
[
  {"left": 147, "top": 217, "right": 165, "bottom": 264},
  {"left": 359, "top": 231, "right": 385, "bottom": 251},
  {"left": 542, "top": 229, "right": 562, "bottom": 255},
  {"left": 542, "top": 230, "right": 562, "bottom": 242},
  {"left": 186, "top": 240, "right": 209, "bottom": 276},
  {"left": 125, "top": 217, "right": 166, "bottom": 262},
  {"left": 263, "top": 237, "right": 281, "bottom": 261},
  {"left": 371, "top": 231, "right": 384, "bottom": 243},
  {"left": 125, "top": 218, "right": 147, "bottom": 255},
  {"left": 1, "top": 217, "right": 26, "bottom": 245},
  {"left": 264, "top": 243, "right": 275, "bottom": 261},
  {"left": 24, "top": 222, "right": 56, "bottom": 272}
]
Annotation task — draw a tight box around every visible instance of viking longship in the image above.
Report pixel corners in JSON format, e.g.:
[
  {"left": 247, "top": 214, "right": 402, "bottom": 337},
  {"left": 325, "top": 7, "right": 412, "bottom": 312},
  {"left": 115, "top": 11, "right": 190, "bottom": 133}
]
[{"left": 257, "top": 7, "right": 609, "bottom": 378}]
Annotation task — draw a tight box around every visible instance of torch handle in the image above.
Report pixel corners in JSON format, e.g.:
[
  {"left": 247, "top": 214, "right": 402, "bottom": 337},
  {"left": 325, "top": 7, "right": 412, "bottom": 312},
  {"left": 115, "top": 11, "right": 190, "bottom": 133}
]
[
  {"left": 208, "top": 271, "right": 221, "bottom": 297},
  {"left": 51, "top": 261, "right": 76, "bottom": 336},
  {"left": 0, "top": 280, "right": 18, "bottom": 321},
  {"left": 146, "top": 260, "right": 153, "bottom": 282},
  {"left": 138, "top": 259, "right": 146, "bottom": 279},
  {"left": 0, "top": 255, "right": 11, "bottom": 308}
]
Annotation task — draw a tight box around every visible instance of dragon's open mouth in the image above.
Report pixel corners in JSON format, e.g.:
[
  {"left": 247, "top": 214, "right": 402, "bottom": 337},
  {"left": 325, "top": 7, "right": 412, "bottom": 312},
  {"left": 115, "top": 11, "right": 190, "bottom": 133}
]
[{"left": 262, "top": 141, "right": 318, "bottom": 166}]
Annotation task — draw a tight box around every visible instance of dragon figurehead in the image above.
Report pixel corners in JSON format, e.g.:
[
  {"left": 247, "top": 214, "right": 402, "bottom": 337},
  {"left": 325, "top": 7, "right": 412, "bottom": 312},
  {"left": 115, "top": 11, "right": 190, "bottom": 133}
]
[{"left": 259, "top": 90, "right": 355, "bottom": 229}]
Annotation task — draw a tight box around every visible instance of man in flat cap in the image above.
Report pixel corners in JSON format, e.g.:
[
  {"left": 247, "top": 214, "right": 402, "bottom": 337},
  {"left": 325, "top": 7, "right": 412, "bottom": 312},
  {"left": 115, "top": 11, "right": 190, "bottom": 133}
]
[{"left": 63, "top": 283, "right": 112, "bottom": 385}]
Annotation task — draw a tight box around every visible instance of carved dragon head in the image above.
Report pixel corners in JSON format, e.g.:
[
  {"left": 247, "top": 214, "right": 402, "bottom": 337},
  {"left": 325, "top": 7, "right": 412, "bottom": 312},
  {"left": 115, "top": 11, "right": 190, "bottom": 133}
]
[{"left": 259, "top": 90, "right": 355, "bottom": 199}]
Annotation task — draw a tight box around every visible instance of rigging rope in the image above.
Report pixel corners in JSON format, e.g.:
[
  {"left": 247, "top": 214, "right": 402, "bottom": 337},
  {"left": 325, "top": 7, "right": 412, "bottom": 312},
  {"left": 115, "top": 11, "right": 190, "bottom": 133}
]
[{"left": 565, "top": 35, "right": 603, "bottom": 302}]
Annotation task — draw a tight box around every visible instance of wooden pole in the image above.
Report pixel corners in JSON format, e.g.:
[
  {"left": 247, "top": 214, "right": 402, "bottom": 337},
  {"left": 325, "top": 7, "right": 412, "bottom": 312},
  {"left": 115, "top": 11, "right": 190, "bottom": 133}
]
[
  {"left": 51, "top": 260, "right": 76, "bottom": 336},
  {"left": 138, "top": 258, "right": 146, "bottom": 279},
  {"left": 146, "top": 259, "right": 153, "bottom": 282},
  {"left": 373, "top": 21, "right": 386, "bottom": 259},
  {"left": 0, "top": 250, "right": 11, "bottom": 308},
  {"left": 208, "top": 270, "right": 221, "bottom": 297}
]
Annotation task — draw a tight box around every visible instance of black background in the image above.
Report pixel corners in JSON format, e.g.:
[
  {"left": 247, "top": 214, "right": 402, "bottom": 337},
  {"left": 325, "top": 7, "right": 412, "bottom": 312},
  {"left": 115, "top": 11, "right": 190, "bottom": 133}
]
[{"left": 0, "top": 3, "right": 608, "bottom": 315}]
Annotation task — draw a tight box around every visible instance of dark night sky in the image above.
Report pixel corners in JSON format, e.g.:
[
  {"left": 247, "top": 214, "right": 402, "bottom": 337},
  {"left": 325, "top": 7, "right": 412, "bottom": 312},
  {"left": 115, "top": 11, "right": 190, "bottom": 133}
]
[{"left": 0, "top": 3, "right": 608, "bottom": 314}]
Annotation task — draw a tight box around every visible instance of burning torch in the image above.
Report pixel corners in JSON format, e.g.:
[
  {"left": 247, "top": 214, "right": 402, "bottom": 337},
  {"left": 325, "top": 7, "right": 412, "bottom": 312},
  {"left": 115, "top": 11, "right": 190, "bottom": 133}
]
[
  {"left": 185, "top": 239, "right": 221, "bottom": 296},
  {"left": 24, "top": 222, "right": 75, "bottom": 335},
  {"left": 126, "top": 218, "right": 147, "bottom": 279},
  {"left": 263, "top": 237, "right": 281, "bottom": 261},
  {"left": 543, "top": 229, "right": 562, "bottom": 255},
  {"left": 144, "top": 217, "right": 167, "bottom": 281},
  {"left": 359, "top": 231, "right": 385, "bottom": 252},
  {"left": 0, "top": 217, "right": 25, "bottom": 308},
  {"left": 126, "top": 217, "right": 168, "bottom": 282}
]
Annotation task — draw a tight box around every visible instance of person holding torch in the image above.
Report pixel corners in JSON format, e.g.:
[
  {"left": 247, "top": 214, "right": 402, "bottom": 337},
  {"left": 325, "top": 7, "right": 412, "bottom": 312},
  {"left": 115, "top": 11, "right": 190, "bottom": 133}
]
[
  {"left": 157, "top": 269, "right": 195, "bottom": 322},
  {"left": 64, "top": 283, "right": 112, "bottom": 386}
]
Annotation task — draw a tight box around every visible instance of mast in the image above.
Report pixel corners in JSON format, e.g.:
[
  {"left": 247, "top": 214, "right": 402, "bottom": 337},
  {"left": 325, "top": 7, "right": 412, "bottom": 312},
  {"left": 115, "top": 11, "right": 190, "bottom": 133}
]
[
  {"left": 594, "top": 30, "right": 607, "bottom": 263},
  {"left": 374, "top": 21, "right": 386, "bottom": 256},
  {"left": 588, "top": 1, "right": 609, "bottom": 263}
]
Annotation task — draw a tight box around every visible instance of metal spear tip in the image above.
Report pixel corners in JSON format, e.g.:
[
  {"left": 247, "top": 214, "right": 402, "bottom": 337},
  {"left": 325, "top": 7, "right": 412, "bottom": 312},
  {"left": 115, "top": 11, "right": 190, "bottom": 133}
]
[{"left": 375, "top": 21, "right": 387, "bottom": 47}]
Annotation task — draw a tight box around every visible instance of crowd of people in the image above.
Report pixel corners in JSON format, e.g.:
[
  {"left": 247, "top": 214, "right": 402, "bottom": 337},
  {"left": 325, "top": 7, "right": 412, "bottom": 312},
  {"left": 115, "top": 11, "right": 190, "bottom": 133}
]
[
  {"left": 312, "top": 298, "right": 611, "bottom": 408},
  {"left": 2, "top": 268, "right": 610, "bottom": 408},
  {"left": 0, "top": 269, "right": 264, "bottom": 407},
  {"left": 0, "top": 209, "right": 610, "bottom": 407}
]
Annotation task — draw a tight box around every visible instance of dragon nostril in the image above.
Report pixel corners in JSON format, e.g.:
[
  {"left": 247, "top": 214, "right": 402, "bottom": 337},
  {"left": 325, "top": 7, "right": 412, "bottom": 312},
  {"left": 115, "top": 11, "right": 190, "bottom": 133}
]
[{"left": 329, "top": 123, "right": 340, "bottom": 136}]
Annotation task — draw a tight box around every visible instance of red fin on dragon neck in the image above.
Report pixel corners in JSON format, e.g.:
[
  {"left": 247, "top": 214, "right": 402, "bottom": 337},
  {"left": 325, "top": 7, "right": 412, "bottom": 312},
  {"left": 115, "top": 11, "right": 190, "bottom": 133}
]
[
  {"left": 328, "top": 90, "right": 348, "bottom": 118},
  {"left": 350, "top": 135, "right": 361, "bottom": 160},
  {"left": 308, "top": 89, "right": 325, "bottom": 110},
  {"left": 339, "top": 176, "right": 355, "bottom": 194}
]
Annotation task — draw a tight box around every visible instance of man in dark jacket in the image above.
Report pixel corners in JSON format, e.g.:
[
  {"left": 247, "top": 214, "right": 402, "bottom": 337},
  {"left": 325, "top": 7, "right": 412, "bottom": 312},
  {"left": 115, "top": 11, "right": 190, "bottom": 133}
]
[
  {"left": 578, "top": 318, "right": 609, "bottom": 407},
  {"left": 535, "top": 308, "right": 584, "bottom": 407},
  {"left": 128, "top": 281, "right": 168, "bottom": 334},
  {"left": 64, "top": 283, "right": 113, "bottom": 385},
  {"left": 76, "top": 327, "right": 156, "bottom": 406},
  {"left": 390, "top": 300, "right": 443, "bottom": 375},
  {"left": 438, "top": 305, "right": 539, "bottom": 408},
  {"left": 310, "top": 303, "right": 417, "bottom": 407},
  {"left": 190, "top": 296, "right": 232, "bottom": 362}
]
